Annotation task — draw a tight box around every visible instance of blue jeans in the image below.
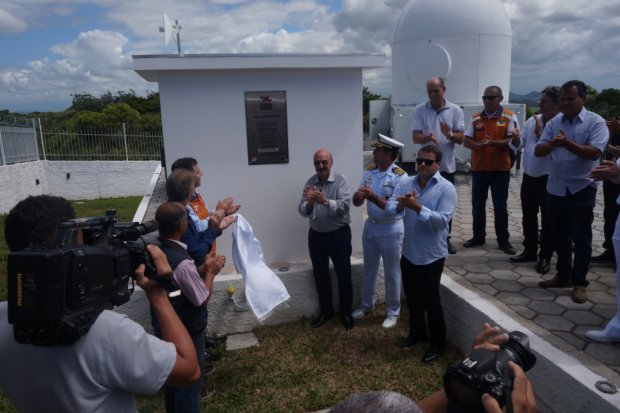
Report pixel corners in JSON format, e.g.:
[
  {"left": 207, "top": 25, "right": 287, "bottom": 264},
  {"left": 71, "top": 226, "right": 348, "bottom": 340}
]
[
  {"left": 471, "top": 171, "right": 510, "bottom": 243},
  {"left": 547, "top": 185, "right": 596, "bottom": 287}
]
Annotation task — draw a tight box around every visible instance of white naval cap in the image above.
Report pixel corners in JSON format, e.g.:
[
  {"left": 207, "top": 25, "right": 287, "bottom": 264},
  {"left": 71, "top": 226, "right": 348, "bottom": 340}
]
[{"left": 371, "top": 133, "right": 404, "bottom": 149}]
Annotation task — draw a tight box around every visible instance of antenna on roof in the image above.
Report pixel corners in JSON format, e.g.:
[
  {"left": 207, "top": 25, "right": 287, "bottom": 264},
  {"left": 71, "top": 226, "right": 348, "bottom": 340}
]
[{"left": 159, "top": 12, "right": 183, "bottom": 56}]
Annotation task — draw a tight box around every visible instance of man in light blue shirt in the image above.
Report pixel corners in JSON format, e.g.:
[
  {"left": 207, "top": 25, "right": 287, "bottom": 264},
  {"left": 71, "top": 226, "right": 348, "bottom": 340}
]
[
  {"left": 535, "top": 80, "right": 609, "bottom": 304},
  {"left": 386, "top": 145, "right": 457, "bottom": 363}
]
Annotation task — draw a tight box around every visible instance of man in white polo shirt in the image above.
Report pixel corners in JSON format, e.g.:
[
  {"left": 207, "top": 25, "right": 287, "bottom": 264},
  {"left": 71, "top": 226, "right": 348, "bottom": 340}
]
[{"left": 411, "top": 76, "right": 464, "bottom": 254}]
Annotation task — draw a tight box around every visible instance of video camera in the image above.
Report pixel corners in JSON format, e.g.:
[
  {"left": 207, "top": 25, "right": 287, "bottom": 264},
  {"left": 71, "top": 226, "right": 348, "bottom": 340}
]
[
  {"left": 7, "top": 209, "right": 159, "bottom": 346},
  {"left": 443, "top": 331, "right": 537, "bottom": 413}
]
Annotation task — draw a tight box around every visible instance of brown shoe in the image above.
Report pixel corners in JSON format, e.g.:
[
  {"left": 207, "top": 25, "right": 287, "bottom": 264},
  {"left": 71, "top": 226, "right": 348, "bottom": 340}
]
[
  {"left": 572, "top": 287, "right": 588, "bottom": 304},
  {"left": 538, "top": 276, "right": 572, "bottom": 289}
]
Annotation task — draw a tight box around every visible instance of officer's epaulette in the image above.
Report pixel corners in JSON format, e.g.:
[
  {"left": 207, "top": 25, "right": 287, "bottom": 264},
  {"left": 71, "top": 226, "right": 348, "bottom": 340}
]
[
  {"left": 392, "top": 166, "right": 405, "bottom": 175},
  {"left": 366, "top": 163, "right": 377, "bottom": 170}
]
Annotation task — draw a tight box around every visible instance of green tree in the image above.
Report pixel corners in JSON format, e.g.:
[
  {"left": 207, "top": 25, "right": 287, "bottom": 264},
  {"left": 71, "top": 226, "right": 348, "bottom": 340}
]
[
  {"left": 589, "top": 88, "right": 620, "bottom": 119},
  {"left": 102, "top": 103, "right": 141, "bottom": 129}
]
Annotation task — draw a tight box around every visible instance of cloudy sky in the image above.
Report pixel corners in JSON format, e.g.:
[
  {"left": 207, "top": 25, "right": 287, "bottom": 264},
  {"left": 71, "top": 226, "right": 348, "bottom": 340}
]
[{"left": 1, "top": 0, "right": 619, "bottom": 113}]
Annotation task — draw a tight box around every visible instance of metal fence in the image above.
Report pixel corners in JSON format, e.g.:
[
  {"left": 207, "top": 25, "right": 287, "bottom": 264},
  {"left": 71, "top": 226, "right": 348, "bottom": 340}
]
[
  {"left": 0, "top": 115, "right": 163, "bottom": 163},
  {"left": 0, "top": 114, "right": 39, "bottom": 165},
  {"left": 40, "top": 128, "right": 163, "bottom": 161}
]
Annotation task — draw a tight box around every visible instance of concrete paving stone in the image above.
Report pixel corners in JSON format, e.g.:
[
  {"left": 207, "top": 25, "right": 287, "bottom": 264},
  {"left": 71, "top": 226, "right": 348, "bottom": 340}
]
[
  {"left": 226, "top": 332, "right": 259, "bottom": 351},
  {"left": 514, "top": 266, "right": 540, "bottom": 276},
  {"left": 463, "top": 263, "right": 492, "bottom": 273},
  {"left": 555, "top": 295, "right": 594, "bottom": 310},
  {"left": 511, "top": 305, "right": 536, "bottom": 320},
  {"left": 597, "top": 275, "right": 617, "bottom": 289},
  {"left": 464, "top": 272, "right": 495, "bottom": 284},
  {"left": 554, "top": 331, "right": 587, "bottom": 351},
  {"left": 446, "top": 266, "right": 467, "bottom": 276},
  {"left": 534, "top": 314, "right": 575, "bottom": 332},
  {"left": 591, "top": 304, "right": 618, "bottom": 321},
  {"left": 464, "top": 255, "right": 492, "bottom": 263},
  {"left": 489, "top": 269, "right": 520, "bottom": 280},
  {"left": 587, "top": 291, "right": 618, "bottom": 305},
  {"left": 585, "top": 343, "right": 620, "bottom": 365},
  {"left": 587, "top": 280, "right": 611, "bottom": 292},
  {"left": 476, "top": 284, "right": 498, "bottom": 296},
  {"left": 495, "top": 291, "right": 529, "bottom": 305},
  {"left": 527, "top": 300, "right": 565, "bottom": 315},
  {"left": 492, "top": 280, "right": 525, "bottom": 293},
  {"left": 521, "top": 287, "right": 557, "bottom": 301},
  {"left": 588, "top": 266, "right": 615, "bottom": 277},
  {"left": 564, "top": 310, "right": 604, "bottom": 326},
  {"left": 518, "top": 277, "right": 546, "bottom": 288},
  {"left": 486, "top": 260, "right": 517, "bottom": 270}
]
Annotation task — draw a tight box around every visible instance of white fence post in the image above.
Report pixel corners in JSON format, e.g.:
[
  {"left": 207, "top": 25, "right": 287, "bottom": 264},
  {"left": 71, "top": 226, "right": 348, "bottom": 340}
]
[
  {"left": 38, "top": 118, "right": 46, "bottom": 160},
  {"left": 123, "top": 122, "right": 129, "bottom": 161},
  {"left": 0, "top": 128, "right": 6, "bottom": 165}
]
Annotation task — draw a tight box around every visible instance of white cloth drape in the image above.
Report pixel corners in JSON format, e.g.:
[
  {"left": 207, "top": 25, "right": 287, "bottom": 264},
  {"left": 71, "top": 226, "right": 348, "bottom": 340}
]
[{"left": 232, "top": 214, "right": 290, "bottom": 321}]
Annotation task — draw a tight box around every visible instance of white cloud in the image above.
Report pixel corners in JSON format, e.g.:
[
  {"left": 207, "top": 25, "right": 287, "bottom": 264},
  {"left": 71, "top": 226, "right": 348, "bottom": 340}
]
[
  {"left": 0, "top": 9, "right": 27, "bottom": 32},
  {"left": 1, "top": 0, "right": 619, "bottom": 111}
]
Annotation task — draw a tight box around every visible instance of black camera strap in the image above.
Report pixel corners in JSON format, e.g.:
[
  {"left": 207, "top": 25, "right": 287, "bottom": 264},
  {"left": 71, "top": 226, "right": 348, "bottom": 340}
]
[{"left": 504, "top": 387, "right": 514, "bottom": 413}]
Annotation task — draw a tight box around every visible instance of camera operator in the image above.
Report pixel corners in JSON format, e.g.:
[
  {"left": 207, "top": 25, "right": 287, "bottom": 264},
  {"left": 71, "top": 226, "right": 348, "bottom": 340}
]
[
  {"left": 329, "top": 324, "right": 537, "bottom": 413},
  {"left": 0, "top": 195, "right": 200, "bottom": 413}
]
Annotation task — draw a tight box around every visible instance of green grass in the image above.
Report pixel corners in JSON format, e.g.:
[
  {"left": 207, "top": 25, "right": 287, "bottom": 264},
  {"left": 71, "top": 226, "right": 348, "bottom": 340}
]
[{"left": 135, "top": 311, "right": 458, "bottom": 413}]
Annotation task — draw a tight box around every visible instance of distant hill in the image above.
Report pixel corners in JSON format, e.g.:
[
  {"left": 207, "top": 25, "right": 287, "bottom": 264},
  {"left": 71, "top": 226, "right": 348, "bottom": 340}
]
[{"left": 509, "top": 91, "right": 539, "bottom": 106}]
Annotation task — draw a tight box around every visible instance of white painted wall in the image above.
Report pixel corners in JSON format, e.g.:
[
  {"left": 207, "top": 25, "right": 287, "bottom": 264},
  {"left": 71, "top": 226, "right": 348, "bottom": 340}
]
[
  {"left": 0, "top": 160, "right": 159, "bottom": 213},
  {"left": 155, "top": 67, "right": 367, "bottom": 265}
]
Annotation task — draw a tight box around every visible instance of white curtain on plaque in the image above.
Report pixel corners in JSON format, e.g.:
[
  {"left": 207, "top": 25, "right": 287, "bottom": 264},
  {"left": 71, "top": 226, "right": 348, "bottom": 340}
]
[{"left": 232, "top": 214, "right": 290, "bottom": 321}]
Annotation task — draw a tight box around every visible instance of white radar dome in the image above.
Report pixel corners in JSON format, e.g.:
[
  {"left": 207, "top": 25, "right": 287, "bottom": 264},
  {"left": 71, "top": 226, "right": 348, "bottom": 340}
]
[{"left": 392, "top": 0, "right": 512, "bottom": 105}]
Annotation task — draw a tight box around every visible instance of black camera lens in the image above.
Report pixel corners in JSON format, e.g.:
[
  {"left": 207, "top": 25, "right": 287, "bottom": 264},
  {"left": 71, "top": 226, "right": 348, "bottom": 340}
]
[{"left": 498, "top": 331, "right": 536, "bottom": 372}]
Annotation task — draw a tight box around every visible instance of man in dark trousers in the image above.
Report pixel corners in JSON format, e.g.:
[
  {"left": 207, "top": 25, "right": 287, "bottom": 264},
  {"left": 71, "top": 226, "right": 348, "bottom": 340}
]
[{"left": 298, "top": 148, "right": 354, "bottom": 330}]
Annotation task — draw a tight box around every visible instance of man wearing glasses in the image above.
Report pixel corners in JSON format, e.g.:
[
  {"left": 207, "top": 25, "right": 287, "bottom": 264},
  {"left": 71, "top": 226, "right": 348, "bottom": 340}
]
[
  {"left": 299, "top": 148, "right": 354, "bottom": 330},
  {"left": 463, "top": 85, "right": 519, "bottom": 255},
  {"left": 411, "top": 77, "right": 465, "bottom": 254},
  {"left": 386, "top": 145, "right": 457, "bottom": 362}
]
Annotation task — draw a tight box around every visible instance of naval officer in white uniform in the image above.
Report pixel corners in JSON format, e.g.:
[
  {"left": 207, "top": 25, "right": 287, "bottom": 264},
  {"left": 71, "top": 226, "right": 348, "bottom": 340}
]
[{"left": 352, "top": 134, "right": 408, "bottom": 329}]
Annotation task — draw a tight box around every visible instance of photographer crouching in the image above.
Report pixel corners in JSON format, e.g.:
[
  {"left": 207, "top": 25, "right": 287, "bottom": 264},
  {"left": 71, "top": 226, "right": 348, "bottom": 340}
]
[{"left": 0, "top": 195, "right": 200, "bottom": 412}]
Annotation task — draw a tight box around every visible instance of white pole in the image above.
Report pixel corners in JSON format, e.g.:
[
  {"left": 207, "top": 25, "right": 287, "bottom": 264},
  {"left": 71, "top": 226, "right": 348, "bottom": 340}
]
[
  {"left": 123, "top": 122, "right": 129, "bottom": 161},
  {"left": 38, "top": 118, "right": 46, "bottom": 160}
]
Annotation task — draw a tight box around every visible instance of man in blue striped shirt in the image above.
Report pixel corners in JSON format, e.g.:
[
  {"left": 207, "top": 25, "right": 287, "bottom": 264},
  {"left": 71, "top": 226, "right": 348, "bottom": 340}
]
[{"left": 386, "top": 145, "right": 457, "bottom": 363}]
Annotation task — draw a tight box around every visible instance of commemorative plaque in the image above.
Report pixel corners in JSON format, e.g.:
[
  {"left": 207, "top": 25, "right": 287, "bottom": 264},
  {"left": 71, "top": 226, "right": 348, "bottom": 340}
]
[{"left": 244, "top": 91, "right": 289, "bottom": 165}]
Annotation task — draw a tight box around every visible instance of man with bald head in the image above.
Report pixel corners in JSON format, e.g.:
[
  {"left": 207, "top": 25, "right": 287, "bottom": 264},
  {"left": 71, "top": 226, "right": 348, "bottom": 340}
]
[
  {"left": 299, "top": 148, "right": 354, "bottom": 330},
  {"left": 411, "top": 76, "right": 464, "bottom": 254}
]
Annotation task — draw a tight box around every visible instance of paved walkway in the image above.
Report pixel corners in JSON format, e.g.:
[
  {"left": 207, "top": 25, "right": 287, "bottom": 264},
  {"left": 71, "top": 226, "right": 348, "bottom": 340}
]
[{"left": 447, "top": 172, "right": 620, "bottom": 378}]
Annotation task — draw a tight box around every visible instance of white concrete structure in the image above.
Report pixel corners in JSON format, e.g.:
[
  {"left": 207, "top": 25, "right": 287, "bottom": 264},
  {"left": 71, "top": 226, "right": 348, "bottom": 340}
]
[
  {"left": 390, "top": 0, "right": 524, "bottom": 164},
  {"left": 133, "top": 53, "right": 385, "bottom": 267},
  {"left": 0, "top": 160, "right": 159, "bottom": 213},
  {"left": 392, "top": 0, "right": 512, "bottom": 106}
]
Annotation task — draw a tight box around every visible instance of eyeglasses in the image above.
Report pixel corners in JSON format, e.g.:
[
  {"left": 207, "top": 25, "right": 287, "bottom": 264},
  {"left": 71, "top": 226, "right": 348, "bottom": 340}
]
[
  {"left": 416, "top": 157, "right": 437, "bottom": 166},
  {"left": 482, "top": 95, "right": 500, "bottom": 101}
]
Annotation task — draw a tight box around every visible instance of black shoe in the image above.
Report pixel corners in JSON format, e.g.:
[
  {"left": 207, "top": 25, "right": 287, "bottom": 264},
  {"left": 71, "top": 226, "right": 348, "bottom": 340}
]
[
  {"left": 591, "top": 250, "right": 614, "bottom": 263},
  {"left": 397, "top": 336, "right": 418, "bottom": 348},
  {"left": 341, "top": 314, "right": 354, "bottom": 330},
  {"left": 205, "top": 337, "right": 225, "bottom": 348},
  {"left": 536, "top": 257, "right": 551, "bottom": 274},
  {"left": 463, "top": 238, "right": 485, "bottom": 248},
  {"left": 311, "top": 312, "right": 333, "bottom": 328},
  {"left": 498, "top": 241, "right": 516, "bottom": 255},
  {"left": 421, "top": 347, "right": 443, "bottom": 363},
  {"left": 205, "top": 352, "right": 221, "bottom": 362},
  {"left": 447, "top": 240, "right": 457, "bottom": 254},
  {"left": 510, "top": 251, "right": 537, "bottom": 263}
]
